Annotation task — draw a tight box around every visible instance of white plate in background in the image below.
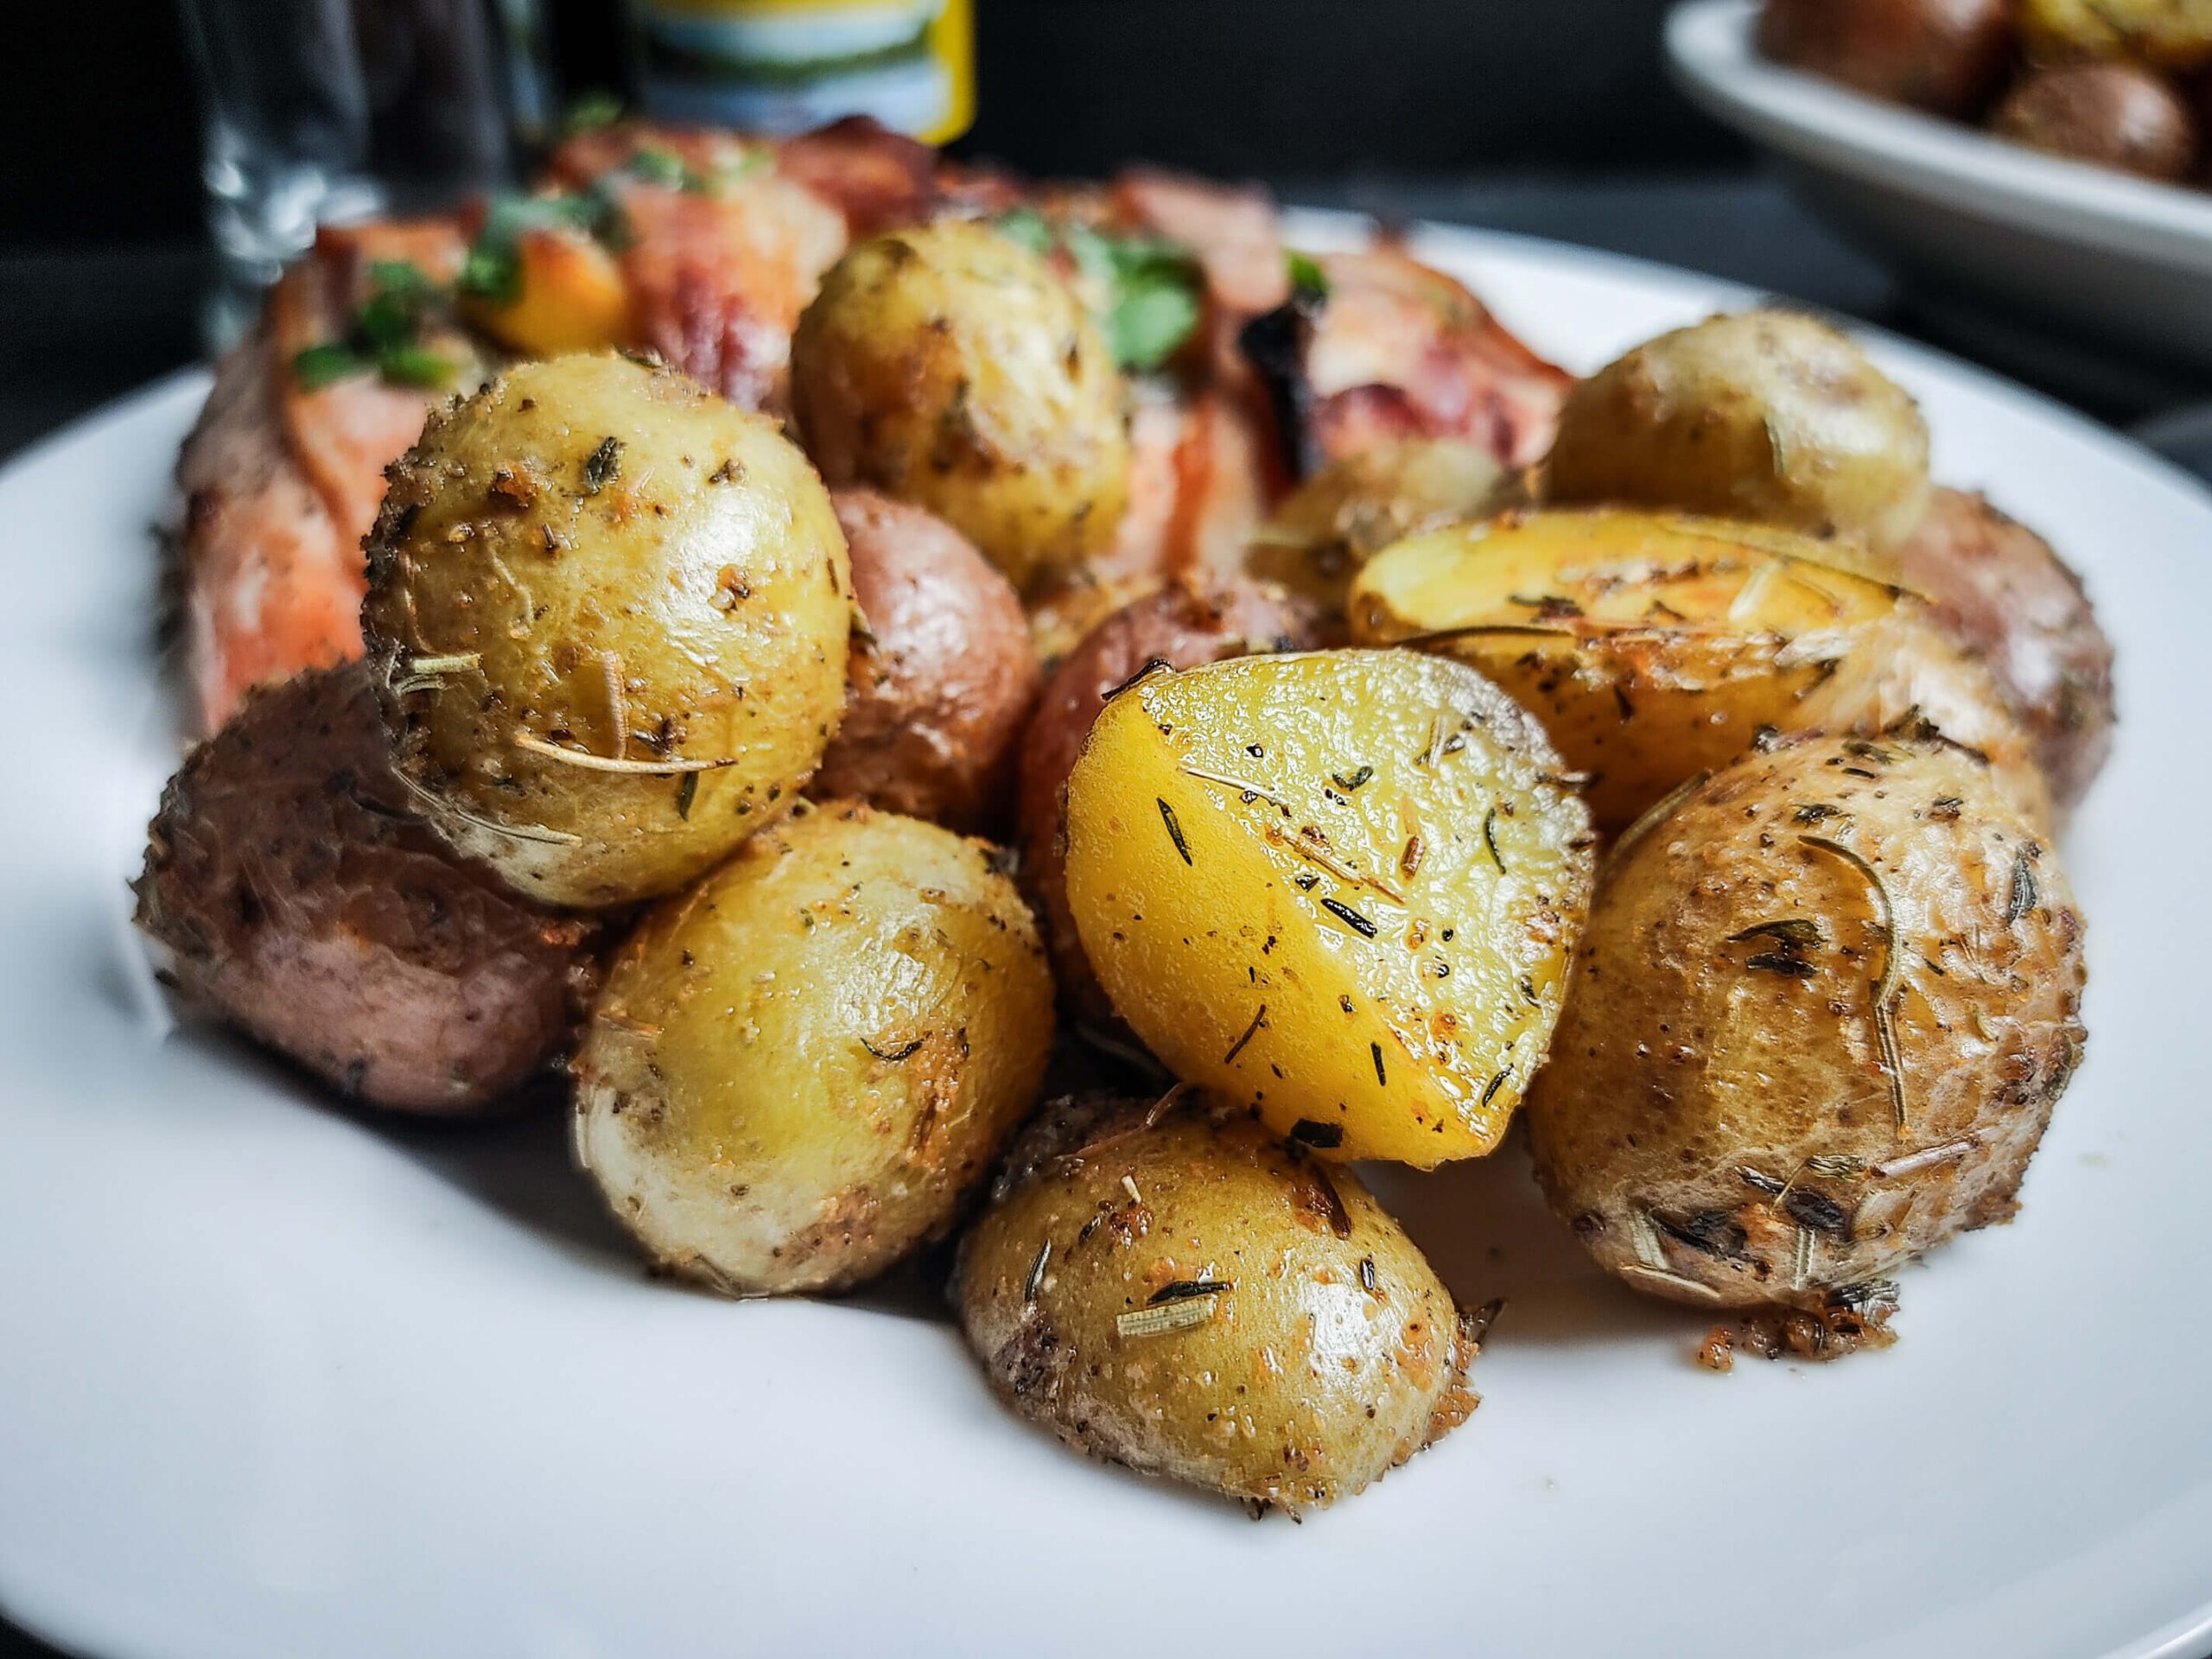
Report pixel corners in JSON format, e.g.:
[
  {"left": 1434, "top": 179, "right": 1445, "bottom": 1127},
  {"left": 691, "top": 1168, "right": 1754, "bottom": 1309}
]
[
  {"left": 1, "top": 220, "right": 2209, "bottom": 1659},
  {"left": 1668, "top": 0, "right": 2212, "bottom": 372}
]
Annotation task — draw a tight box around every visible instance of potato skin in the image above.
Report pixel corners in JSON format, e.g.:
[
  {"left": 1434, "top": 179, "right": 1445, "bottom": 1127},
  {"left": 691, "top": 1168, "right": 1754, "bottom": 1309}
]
[
  {"left": 1064, "top": 650, "right": 1596, "bottom": 1167},
  {"left": 572, "top": 802, "right": 1054, "bottom": 1296},
  {"left": 133, "top": 665, "right": 594, "bottom": 1114},
  {"left": 810, "top": 489, "right": 1040, "bottom": 831},
  {"left": 1544, "top": 310, "right": 1932, "bottom": 554},
  {"left": 956, "top": 1094, "right": 1476, "bottom": 1514},
  {"left": 1758, "top": 0, "right": 2016, "bottom": 117},
  {"left": 1897, "top": 488, "right": 2116, "bottom": 811},
  {"left": 2020, "top": 0, "right": 2212, "bottom": 70},
  {"left": 1350, "top": 510, "right": 2051, "bottom": 835},
  {"left": 791, "top": 220, "right": 1132, "bottom": 594},
  {"left": 1016, "top": 580, "right": 1328, "bottom": 1023},
  {"left": 1243, "top": 437, "right": 1518, "bottom": 616},
  {"left": 1527, "top": 737, "right": 2086, "bottom": 1311},
  {"left": 361, "top": 353, "right": 852, "bottom": 910},
  {"left": 1991, "top": 61, "right": 2199, "bottom": 179}
]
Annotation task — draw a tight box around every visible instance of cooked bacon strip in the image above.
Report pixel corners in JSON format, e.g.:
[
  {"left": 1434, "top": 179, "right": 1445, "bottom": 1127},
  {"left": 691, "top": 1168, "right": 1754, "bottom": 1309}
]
[
  {"left": 1114, "top": 169, "right": 1289, "bottom": 317},
  {"left": 265, "top": 219, "right": 469, "bottom": 550},
  {"left": 177, "top": 329, "right": 366, "bottom": 731},
  {"left": 1302, "top": 246, "right": 1571, "bottom": 469},
  {"left": 774, "top": 115, "right": 939, "bottom": 234}
]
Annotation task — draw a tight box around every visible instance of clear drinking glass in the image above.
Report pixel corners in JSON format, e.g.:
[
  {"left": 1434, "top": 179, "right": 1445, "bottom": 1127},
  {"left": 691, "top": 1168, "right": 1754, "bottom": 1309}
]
[{"left": 175, "top": 0, "right": 553, "bottom": 341}]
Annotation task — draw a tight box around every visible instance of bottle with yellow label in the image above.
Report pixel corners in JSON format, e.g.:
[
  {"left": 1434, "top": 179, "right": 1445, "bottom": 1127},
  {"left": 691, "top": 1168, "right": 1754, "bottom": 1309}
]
[{"left": 626, "top": 0, "right": 974, "bottom": 142}]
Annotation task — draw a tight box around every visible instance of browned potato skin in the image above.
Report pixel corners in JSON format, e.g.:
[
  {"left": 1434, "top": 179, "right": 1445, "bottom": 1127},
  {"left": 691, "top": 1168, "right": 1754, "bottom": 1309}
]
[
  {"left": 1014, "top": 580, "right": 1329, "bottom": 1023},
  {"left": 1992, "top": 60, "right": 2199, "bottom": 180},
  {"left": 791, "top": 220, "right": 1132, "bottom": 594},
  {"left": 957, "top": 1094, "right": 1477, "bottom": 1514},
  {"left": 1897, "top": 488, "right": 2116, "bottom": 811},
  {"left": 1527, "top": 736, "right": 2086, "bottom": 1312},
  {"left": 1758, "top": 0, "right": 2016, "bottom": 117},
  {"left": 1243, "top": 437, "right": 1522, "bottom": 618},
  {"left": 133, "top": 665, "right": 594, "bottom": 1114},
  {"left": 1544, "top": 311, "right": 1932, "bottom": 555},
  {"left": 810, "top": 489, "right": 1041, "bottom": 831}
]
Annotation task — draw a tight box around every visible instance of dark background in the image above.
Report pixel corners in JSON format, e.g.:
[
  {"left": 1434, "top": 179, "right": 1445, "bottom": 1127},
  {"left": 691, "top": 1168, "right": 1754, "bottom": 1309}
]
[{"left": 2, "top": 0, "right": 1738, "bottom": 251}]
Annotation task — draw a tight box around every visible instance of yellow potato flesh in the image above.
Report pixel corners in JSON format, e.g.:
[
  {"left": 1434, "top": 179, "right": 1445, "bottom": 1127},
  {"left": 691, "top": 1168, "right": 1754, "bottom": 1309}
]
[
  {"left": 1350, "top": 511, "right": 1928, "bottom": 833},
  {"left": 1063, "top": 649, "right": 1592, "bottom": 1167}
]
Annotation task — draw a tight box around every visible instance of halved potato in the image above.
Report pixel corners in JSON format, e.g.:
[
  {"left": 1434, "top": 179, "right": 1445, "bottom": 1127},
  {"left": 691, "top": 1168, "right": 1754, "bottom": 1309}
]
[
  {"left": 1349, "top": 510, "right": 2050, "bottom": 833},
  {"left": 1062, "top": 648, "right": 1595, "bottom": 1166}
]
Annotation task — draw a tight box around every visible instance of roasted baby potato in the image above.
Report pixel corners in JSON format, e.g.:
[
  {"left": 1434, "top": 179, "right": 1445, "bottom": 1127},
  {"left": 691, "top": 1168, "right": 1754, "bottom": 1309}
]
[
  {"left": 810, "top": 489, "right": 1040, "bottom": 831},
  {"left": 573, "top": 802, "right": 1054, "bottom": 1296},
  {"left": 791, "top": 219, "right": 1132, "bottom": 594},
  {"left": 134, "top": 665, "right": 594, "bottom": 1114},
  {"left": 957, "top": 1093, "right": 1478, "bottom": 1513},
  {"left": 1526, "top": 735, "right": 2087, "bottom": 1312},
  {"left": 1017, "top": 579, "right": 1327, "bottom": 1023},
  {"left": 1063, "top": 649, "right": 1595, "bottom": 1166},
  {"left": 1757, "top": 0, "right": 2016, "bottom": 117},
  {"left": 362, "top": 353, "right": 853, "bottom": 909},
  {"left": 1544, "top": 310, "right": 1932, "bottom": 554},
  {"left": 1349, "top": 510, "right": 2050, "bottom": 834},
  {"left": 1992, "top": 61, "right": 2199, "bottom": 180},
  {"left": 1243, "top": 437, "right": 1519, "bottom": 616},
  {"left": 1897, "top": 488, "right": 2116, "bottom": 812},
  {"left": 2020, "top": 0, "right": 2212, "bottom": 70}
]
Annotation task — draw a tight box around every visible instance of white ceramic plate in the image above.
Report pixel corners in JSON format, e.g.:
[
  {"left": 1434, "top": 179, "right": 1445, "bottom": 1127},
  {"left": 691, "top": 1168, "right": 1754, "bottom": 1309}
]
[
  {"left": 3, "top": 219, "right": 2210, "bottom": 1659},
  {"left": 1668, "top": 0, "right": 2212, "bottom": 372}
]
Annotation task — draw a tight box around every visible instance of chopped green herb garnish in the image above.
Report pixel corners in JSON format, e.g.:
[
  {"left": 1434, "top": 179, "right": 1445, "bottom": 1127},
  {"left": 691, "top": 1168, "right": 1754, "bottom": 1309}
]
[
  {"left": 375, "top": 346, "right": 458, "bottom": 389},
  {"left": 993, "top": 207, "right": 1054, "bottom": 257},
  {"left": 1285, "top": 250, "right": 1332, "bottom": 297},
  {"left": 994, "top": 212, "right": 1205, "bottom": 372},
  {"left": 290, "top": 342, "right": 366, "bottom": 390},
  {"left": 565, "top": 90, "right": 624, "bottom": 133},
  {"left": 628, "top": 148, "right": 706, "bottom": 192}
]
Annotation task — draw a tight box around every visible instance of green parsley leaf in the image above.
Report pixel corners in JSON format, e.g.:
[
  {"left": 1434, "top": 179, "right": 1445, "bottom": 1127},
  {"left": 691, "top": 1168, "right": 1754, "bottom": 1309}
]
[
  {"left": 565, "top": 91, "right": 624, "bottom": 133},
  {"left": 1108, "top": 275, "right": 1201, "bottom": 372},
  {"left": 457, "top": 242, "right": 523, "bottom": 307},
  {"left": 1286, "top": 250, "right": 1332, "bottom": 298},
  {"left": 290, "top": 342, "right": 367, "bottom": 391},
  {"left": 628, "top": 149, "right": 705, "bottom": 192},
  {"left": 993, "top": 207, "right": 1054, "bottom": 258},
  {"left": 376, "top": 346, "right": 459, "bottom": 390}
]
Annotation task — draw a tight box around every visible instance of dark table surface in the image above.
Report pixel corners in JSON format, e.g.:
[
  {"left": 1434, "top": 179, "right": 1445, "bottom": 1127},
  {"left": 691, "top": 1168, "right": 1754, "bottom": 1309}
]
[{"left": 3, "top": 168, "right": 2207, "bottom": 1659}]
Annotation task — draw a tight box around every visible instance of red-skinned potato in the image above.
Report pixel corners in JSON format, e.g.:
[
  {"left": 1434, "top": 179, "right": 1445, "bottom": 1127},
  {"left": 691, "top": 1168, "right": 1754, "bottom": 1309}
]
[
  {"left": 1897, "top": 488, "right": 2115, "bottom": 812},
  {"left": 134, "top": 664, "right": 596, "bottom": 1114},
  {"left": 1992, "top": 61, "right": 2198, "bottom": 180},
  {"left": 810, "top": 489, "right": 1040, "bottom": 831},
  {"left": 1015, "top": 579, "right": 1328, "bottom": 1024},
  {"left": 1758, "top": 0, "right": 2016, "bottom": 117}
]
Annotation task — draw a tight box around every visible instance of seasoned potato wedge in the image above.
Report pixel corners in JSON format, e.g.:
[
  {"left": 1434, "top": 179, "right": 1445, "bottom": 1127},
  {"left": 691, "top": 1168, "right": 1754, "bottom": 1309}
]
[
  {"left": 1349, "top": 510, "right": 2050, "bottom": 833},
  {"left": 1527, "top": 736, "right": 2087, "bottom": 1311},
  {"left": 362, "top": 353, "right": 853, "bottom": 909},
  {"left": 573, "top": 802, "right": 1054, "bottom": 1295},
  {"left": 1991, "top": 60, "right": 2198, "bottom": 180},
  {"left": 791, "top": 219, "right": 1131, "bottom": 594},
  {"left": 1018, "top": 579, "right": 1328, "bottom": 1024},
  {"left": 957, "top": 1093, "right": 1478, "bottom": 1514},
  {"left": 1063, "top": 649, "right": 1595, "bottom": 1166},
  {"left": 1243, "top": 437, "right": 1520, "bottom": 616},
  {"left": 1544, "top": 310, "right": 1931, "bottom": 554}
]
